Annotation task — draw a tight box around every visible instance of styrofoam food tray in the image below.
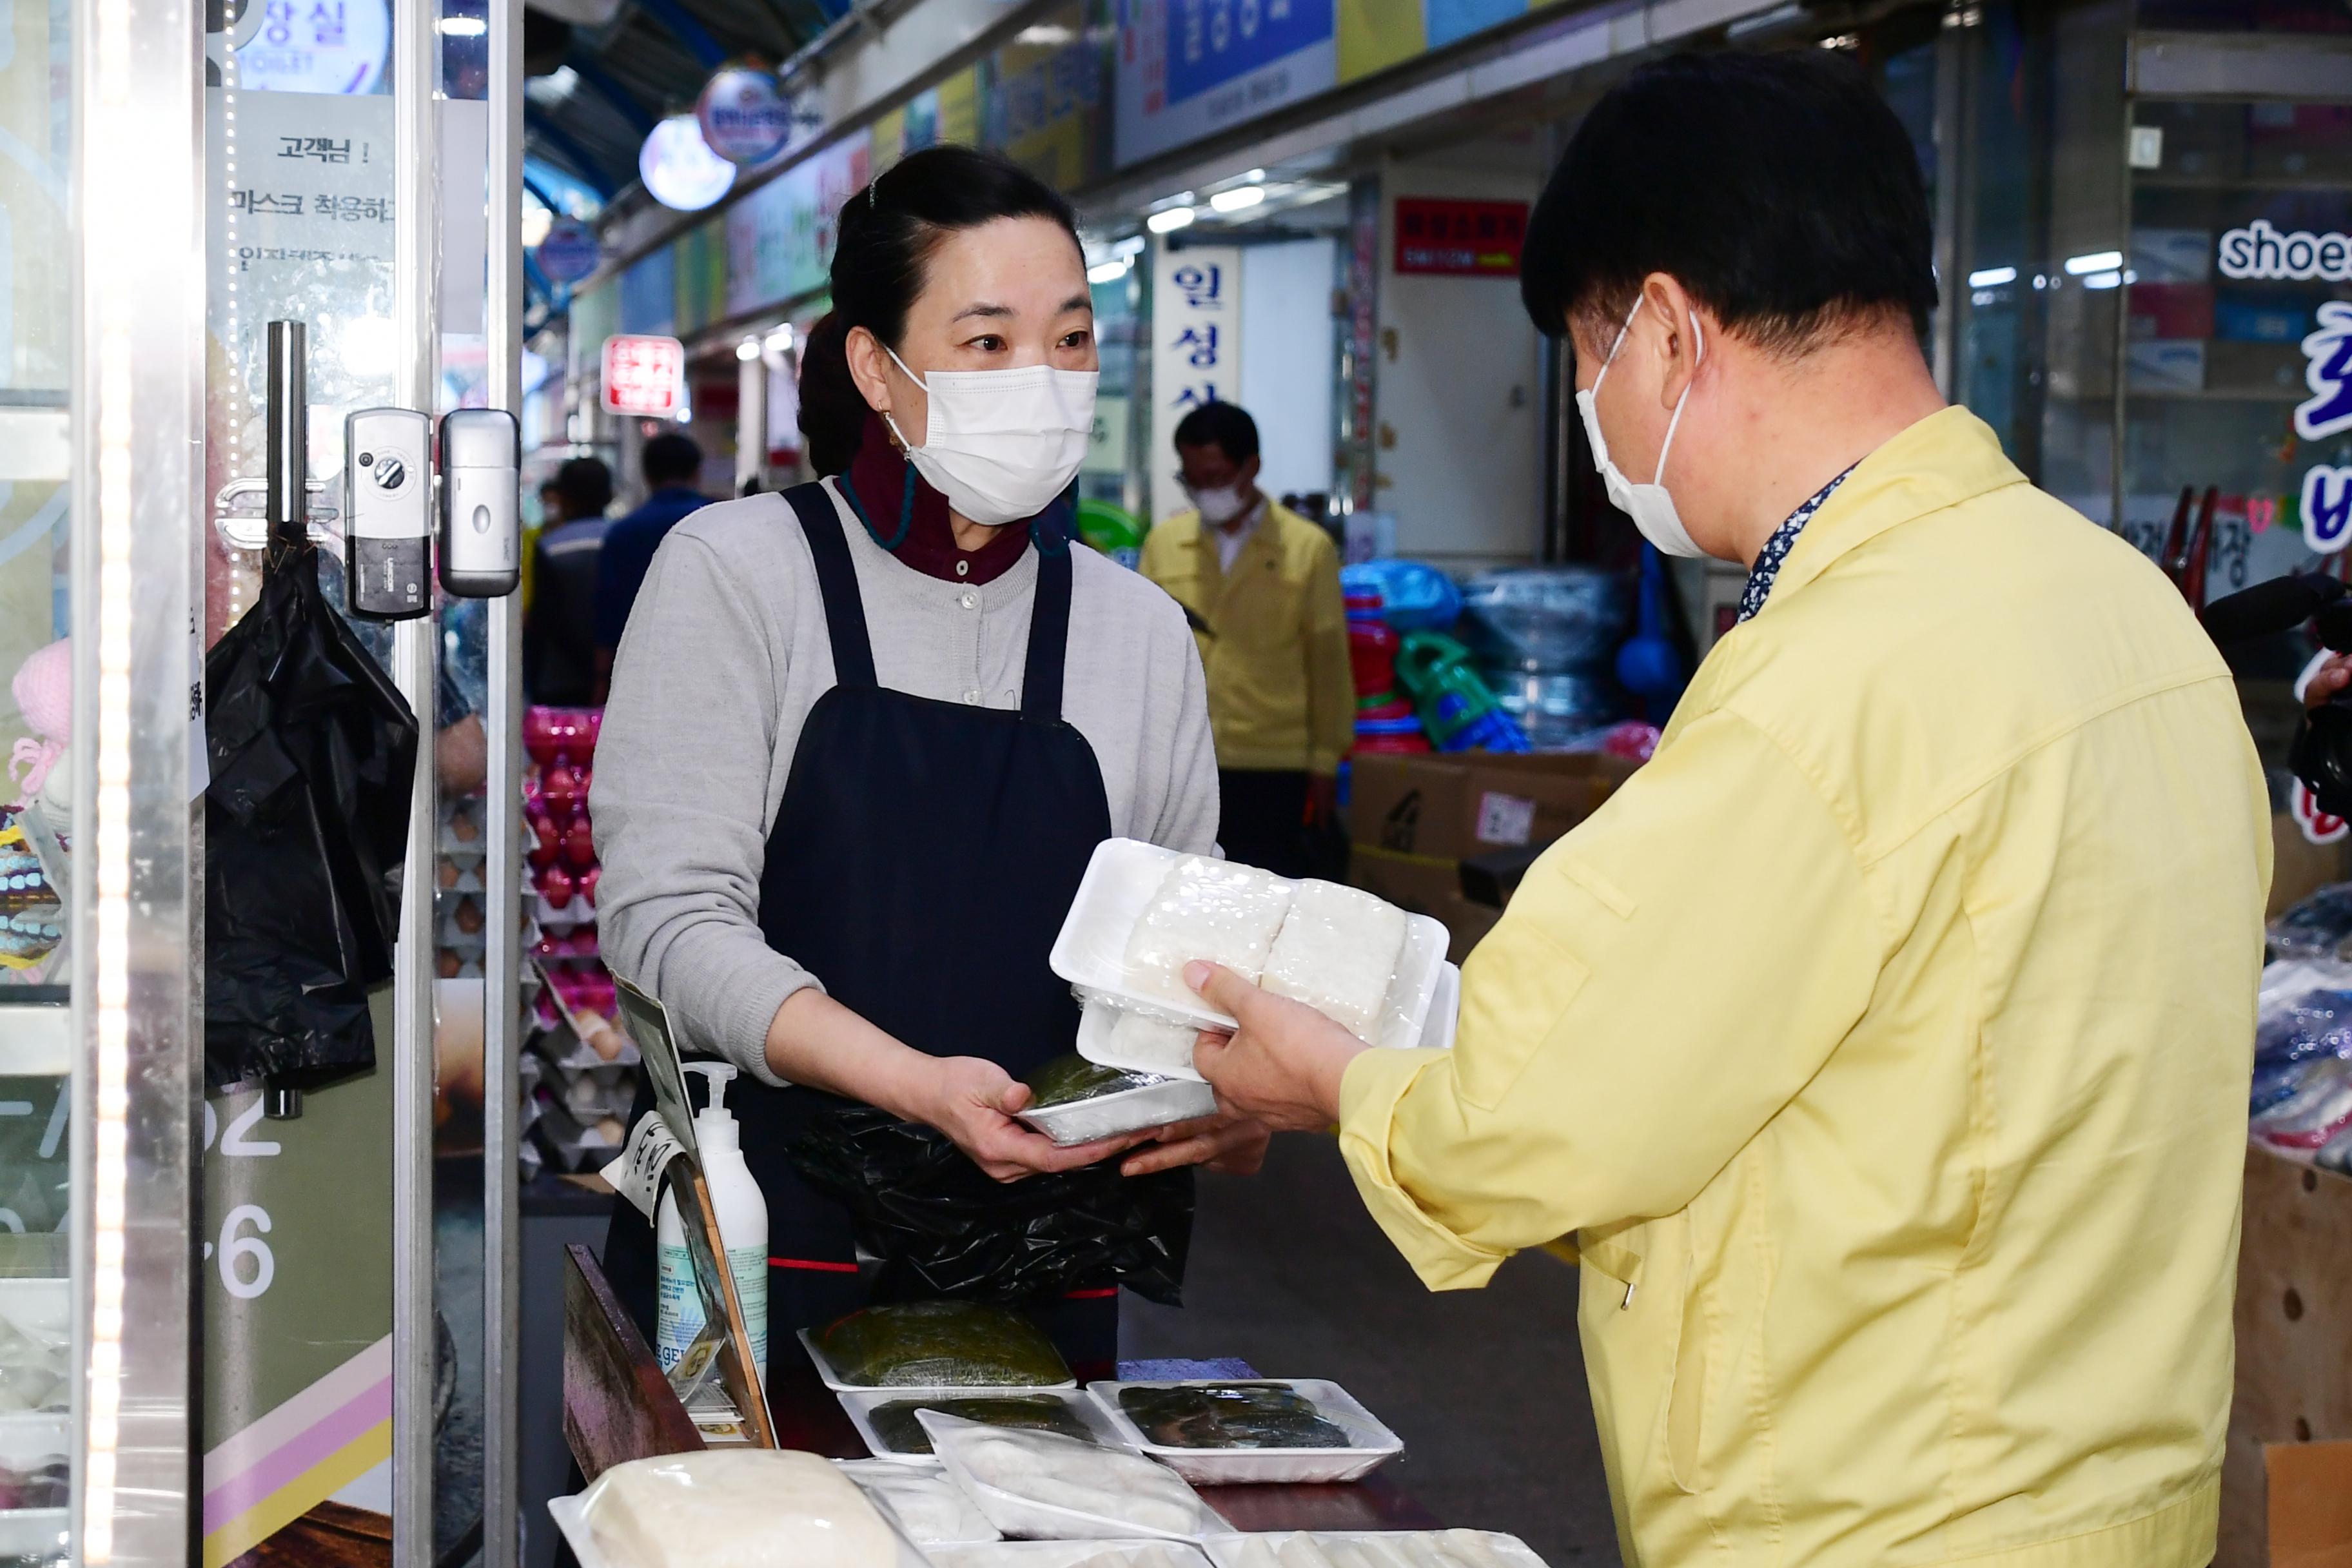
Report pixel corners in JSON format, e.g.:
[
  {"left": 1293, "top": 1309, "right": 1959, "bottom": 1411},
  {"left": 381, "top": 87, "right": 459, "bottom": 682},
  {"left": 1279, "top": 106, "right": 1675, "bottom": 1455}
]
[
  {"left": 1200, "top": 1533, "right": 1550, "bottom": 1568},
  {"left": 1017, "top": 1068, "right": 1218, "bottom": 1143},
  {"left": 1086, "top": 1379, "right": 1404, "bottom": 1485},
  {"left": 1053, "top": 839, "right": 1448, "bottom": 1056},
  {"left": 841, "top": 1385, "right": 1132, "bottom": 1464},
  {"left": 930, "top": 1542, "right": 1217, "bottom": 1568},
  {"left": 548, "top": 1486, "right": 932, "bottom": 1568},
  {"left": 798, "top": 1326, "right": 1078, "bottom": 1394},
  {"left": 920, "top": 1411, "right": 1230, "bottom": 1544}
]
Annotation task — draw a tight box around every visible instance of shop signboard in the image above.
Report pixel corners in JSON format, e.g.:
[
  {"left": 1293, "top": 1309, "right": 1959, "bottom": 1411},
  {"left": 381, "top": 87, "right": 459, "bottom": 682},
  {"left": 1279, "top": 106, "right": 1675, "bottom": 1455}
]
[
  {"left": 985, "top": 17, "right": 1109, "bottom": 192},
  {"left": 696, "top": 64, "right": 797, "bottom": 165},
  {"left": 1150, "top": 244, "right": 1242, "bottom": 524},
  {"left": 2295, "top": 302, "right": 2352, "bottom": 555},
  {"left": 602, "top": 333, "right": 687, "bottom": 417},
  {"left": 640, "top": 113, "right": 736, "bottom": 213},
  {"left": 233, "top": 0, "right": 391, "bottom": 94},
  {"left": 723, "top": 131, "right": 872, "bottom": 317},
  {"left": 1114, "top": 0, "right": 1338, "bottom": 166},
  {"left": 536, "top": 216, "right": 600, "bottom": 283},
  {"left": 1393, "top": 197, "right": 1527, "bottom": 276}
]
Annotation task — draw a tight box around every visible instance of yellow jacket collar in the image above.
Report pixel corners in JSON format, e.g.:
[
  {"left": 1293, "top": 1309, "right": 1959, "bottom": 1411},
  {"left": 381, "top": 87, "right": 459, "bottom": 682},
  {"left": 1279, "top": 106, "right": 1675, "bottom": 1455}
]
[{"left": 1761, "top": 406, "right": 2026, "bottom": 607}]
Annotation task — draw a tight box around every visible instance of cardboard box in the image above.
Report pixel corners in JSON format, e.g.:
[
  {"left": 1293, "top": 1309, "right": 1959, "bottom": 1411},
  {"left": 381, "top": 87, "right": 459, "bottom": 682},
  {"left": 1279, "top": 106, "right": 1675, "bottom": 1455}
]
[
  {"left": 1348, "top": 752, "right": 1637, "bottom": 863},
  {"left": 1347, "top": 752, "right": 1636, "bottom": 963},
  {"left": 1349, "top": 847, "right": 1502, "bottom": 965},
  {"left": 2268, "top": 1442, "right": 2352, "bottom": 1568}
]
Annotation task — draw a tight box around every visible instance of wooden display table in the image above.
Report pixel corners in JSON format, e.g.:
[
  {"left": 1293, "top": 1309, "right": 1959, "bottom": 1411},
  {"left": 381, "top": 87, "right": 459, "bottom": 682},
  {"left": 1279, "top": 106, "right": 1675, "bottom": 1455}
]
[{"left": 562, "top": 1243, "right": 1440, "bottom": 1531}]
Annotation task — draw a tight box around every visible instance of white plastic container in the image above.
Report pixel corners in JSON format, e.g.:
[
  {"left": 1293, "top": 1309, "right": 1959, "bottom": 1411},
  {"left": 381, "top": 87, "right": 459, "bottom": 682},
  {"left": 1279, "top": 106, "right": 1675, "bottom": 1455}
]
[
  {"left": 839, "top": 1386, "right": 1132, "bottom": 1464},
  {"left": 1053, "top": 841, "right": 1450, "bottom": 1072},
  {"left": 930, "top": 1542, "right": 1218, "bottom": 1568},
  {"left": 835, "top": 1458, "right": 1002, "bottom": 1544},
  {"left": 1200, "top": 1533, "right": 1552, "bottom": 1568},
  {"left": 1017, "top": 1054, "right": 1219, "bottom": 1145},
  {"left": 655, "top": 1063, "right": 769, "bottom": 1391},
  {"left": 919, "top": 1411, "right": 1229, "bottom": 1543},
  {"left": 798, "top": 1328, "right": 1079, "bottom": 1395},
  {"left": 1086, "top": 1379, "right": 1404, "bottom": 1485}
]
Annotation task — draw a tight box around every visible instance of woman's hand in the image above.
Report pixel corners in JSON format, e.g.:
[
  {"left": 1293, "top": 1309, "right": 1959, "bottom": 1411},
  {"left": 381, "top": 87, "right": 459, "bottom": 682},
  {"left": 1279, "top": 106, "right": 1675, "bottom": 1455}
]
[
  {"left": 919, "top": 1056, "right": 1146, "bottom": 1183},
  {"left": 1186, "top": 962, "right": 1367, "bottom": 1133},
  {"left": 1118, "top": 1110, "right": 1271, "bottom": 1177}
]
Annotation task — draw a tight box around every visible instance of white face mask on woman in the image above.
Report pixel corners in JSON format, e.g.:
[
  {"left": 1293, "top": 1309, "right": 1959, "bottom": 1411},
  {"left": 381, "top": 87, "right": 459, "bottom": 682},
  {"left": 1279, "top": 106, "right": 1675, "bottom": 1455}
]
[
  {"left": 883, "top": 345, "right": 1099, "bottom": 526},
  {"left": 1576, "top": 297, "right": 1708, "bottom": 559}
]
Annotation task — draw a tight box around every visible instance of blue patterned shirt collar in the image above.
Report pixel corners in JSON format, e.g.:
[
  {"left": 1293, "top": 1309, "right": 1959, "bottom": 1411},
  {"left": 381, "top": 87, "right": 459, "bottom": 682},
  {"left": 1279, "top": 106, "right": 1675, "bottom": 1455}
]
[{"left": 1736, "top": 466, "right": 1857, "bottom": 624}]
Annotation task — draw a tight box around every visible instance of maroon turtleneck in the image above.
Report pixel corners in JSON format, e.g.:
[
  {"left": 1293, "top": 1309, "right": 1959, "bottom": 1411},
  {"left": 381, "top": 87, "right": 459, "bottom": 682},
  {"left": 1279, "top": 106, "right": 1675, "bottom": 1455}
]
[{"left": 841, "top": 413, "right": 1035, "bottom": 585}]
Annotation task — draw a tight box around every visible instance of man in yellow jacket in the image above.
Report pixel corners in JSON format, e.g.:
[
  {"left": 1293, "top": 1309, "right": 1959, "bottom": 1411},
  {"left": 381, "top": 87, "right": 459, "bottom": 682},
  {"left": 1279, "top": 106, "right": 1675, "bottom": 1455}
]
[
  {"left": 1140, "top": 401, "right": 1355, "bottom": 876},
  {"left": 1188, "top": 51, "right": 2269, "bottom": 1568}
]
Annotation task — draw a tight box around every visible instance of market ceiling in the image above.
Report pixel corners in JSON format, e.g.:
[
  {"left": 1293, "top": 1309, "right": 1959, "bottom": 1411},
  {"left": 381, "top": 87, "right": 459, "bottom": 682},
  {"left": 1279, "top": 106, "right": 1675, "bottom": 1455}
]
[{"left": 519, "top": 0, "right": 845, "bottom": 202}]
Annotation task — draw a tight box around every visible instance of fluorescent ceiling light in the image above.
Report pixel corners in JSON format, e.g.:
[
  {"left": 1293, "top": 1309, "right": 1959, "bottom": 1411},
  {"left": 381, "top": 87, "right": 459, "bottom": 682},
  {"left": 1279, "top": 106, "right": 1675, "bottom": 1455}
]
[
  {"left": 764, "top": 325, "right": 796, "bottom": 355},
  {"left": 1112, "top": 235, "right": 1146, "bottom": 260},
  {"left": 2081, "top": 270, "right": 2124, "bottom": 289},
  {"left": 736, "top": 338, "right": 761, "bottom": 361},
  {"left": 1146, "top": 206, "right": 1195, "bottom": 233},
  {"left": 2064, "top": 250, "right": 2124, "bottom": 275},
  {"left": 1967, "top": 265, "right": 2016, "bottom": 288},
  {"left": 1088, "top": 259, "right": 1131, "bottom": 284},
  {"left": 438, "top": 15, "right": 487, "bottom": 34},
  {"left": 1209, "top": 186, "right": 1265, "bottom": 213}
]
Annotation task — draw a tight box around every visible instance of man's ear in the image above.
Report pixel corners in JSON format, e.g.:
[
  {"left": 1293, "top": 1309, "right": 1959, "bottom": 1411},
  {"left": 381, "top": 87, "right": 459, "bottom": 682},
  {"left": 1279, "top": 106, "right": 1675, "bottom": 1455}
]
[
  {"left": 1640, "top": 273, "right": 1703, "bottom": 411},
  {"left": 1240, "top": 455, "right": 1264, "bottom": 490}
]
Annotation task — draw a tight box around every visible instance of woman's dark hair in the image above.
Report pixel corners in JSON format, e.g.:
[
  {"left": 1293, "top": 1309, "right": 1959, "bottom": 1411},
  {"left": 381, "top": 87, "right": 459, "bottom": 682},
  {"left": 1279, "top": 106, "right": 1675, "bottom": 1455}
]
[
  {"left": 1522, "top": 50, "right": 1937, "bottom": 355},
  {"left": 797, "top": 145, "right": 1083, "bottom": 476}
]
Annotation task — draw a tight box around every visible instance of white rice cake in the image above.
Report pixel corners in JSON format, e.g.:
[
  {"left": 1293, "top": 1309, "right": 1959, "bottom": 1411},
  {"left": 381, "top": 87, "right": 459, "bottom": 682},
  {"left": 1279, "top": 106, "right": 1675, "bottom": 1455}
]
[
  {"left": 582, "top": 1449, "right": 897, "bottom": 1568},
  {"left": 1122, "top": 856, "right": 1294, "bottom": 1006},
  {"left": 1259, "top": 881, "right": 1408, "bottom": 1043},
  {"left": 930, "top": 1545, "right": 1208, "bottom": 1568},
  {"left": 838, "top": 1460, "right": 1000, "bottom": 1545},
  {"left": 1109, "top": 1008, "right": 1206, "bottom": 1074}
]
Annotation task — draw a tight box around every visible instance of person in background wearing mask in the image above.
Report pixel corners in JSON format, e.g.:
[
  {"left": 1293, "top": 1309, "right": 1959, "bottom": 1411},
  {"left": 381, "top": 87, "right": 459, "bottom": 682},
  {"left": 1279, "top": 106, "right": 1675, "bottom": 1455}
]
[
  {"left": 591, "top": 431, "right": 711, "bottom": 700},
  {"left": 1182, "top": 50, "right": 2268, "bottom": 1568},
  {"left": 1138, "top": 401, "right": 1352, "bottom": 876},
  {"left": 591, "top": 146, "right": 1259, "bottom": 1375},
  {"left": 524, "top": 455, "right": 615, "bottom": 706}
]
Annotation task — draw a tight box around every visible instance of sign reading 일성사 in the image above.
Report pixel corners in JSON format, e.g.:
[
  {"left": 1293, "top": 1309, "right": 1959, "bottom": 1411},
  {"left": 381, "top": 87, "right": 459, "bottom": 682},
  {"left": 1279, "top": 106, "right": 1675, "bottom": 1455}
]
[
  {"left": 1393, "top": 198, "right": 1529, "bottom": 277},
  {"left": 602, "top": 334, "right": 687, "bottom": 417},
  {"left": 1150, "top": 244, "right": 1243, "bottom": 525}
]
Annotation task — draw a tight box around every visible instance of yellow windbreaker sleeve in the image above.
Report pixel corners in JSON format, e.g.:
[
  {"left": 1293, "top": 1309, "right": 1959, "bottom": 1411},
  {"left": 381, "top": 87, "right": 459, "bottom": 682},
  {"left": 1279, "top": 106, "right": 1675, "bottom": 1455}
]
[
  {"left": 1302, "top": 532, "right": 1355, "bottom": 774},
  {"left": 1337, "top": 707, "right": 1885, "bottom": 1289}
]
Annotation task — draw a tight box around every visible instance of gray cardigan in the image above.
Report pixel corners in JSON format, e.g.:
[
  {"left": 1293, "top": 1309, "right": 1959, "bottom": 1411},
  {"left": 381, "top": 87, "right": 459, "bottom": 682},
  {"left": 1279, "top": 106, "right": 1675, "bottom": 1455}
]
[{"left": 589, "top": 480, "right": 1220, "bottom": 1084}]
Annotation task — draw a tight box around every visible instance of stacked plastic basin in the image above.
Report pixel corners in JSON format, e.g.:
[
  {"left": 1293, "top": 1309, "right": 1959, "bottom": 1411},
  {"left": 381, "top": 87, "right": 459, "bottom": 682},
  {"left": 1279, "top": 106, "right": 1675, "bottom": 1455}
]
[
  {"left": 1459, "top": 567, "right": 1630, "bottom": 750},
  {"left": 1346, "top": 589, "right": 1429, "bottom": 754}
]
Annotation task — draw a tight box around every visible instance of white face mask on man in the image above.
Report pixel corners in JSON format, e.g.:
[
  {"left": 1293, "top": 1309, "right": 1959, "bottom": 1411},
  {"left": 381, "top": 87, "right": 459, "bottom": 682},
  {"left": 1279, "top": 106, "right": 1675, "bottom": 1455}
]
[
  {"left": 1576, "top": 297, "right": 1708, "bottom": 559},
  {"left": 883, "top": 344, "right": 1099, "bottom": 527},
  {"left": 1185, "top": 482, "right": 1251, "bottom": 525}
]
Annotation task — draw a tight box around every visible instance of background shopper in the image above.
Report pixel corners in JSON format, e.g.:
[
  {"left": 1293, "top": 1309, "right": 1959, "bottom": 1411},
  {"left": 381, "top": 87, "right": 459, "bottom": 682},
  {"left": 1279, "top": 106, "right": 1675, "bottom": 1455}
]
[
  {"left": 524, "top": 455, "right": 615, "bottom": 706},
  {"left": 1187, "top": 49, "right": 2269, "bottom": 1568},
  {"left": 592, "top": 432, "right": 710, "bottom": 699},
  {"left": 1139, "top": 401, "right": 1352, "bottom": 876}
]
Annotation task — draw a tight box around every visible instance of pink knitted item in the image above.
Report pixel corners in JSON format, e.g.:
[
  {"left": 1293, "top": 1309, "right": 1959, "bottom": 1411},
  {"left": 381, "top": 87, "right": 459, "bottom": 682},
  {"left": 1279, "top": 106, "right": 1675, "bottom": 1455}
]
[{"left": 8, "top": 640, "right": 69, "bottom": 799}]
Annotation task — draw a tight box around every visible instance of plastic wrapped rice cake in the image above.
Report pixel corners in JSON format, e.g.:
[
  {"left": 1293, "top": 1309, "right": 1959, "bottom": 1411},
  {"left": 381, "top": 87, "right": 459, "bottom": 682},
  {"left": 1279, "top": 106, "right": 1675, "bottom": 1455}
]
[
  {"left": 814, "top": 1302, "right": 1070, "bottom": 1387},
  {"left": 837, "top": 1460, "right": 1001, "bottom": 1544},
  {"left": 1107, "top": 1010, "right": 1207, "bottom": 1075},
  {"left": 932, "top": 1545, "right": 1208, "bottom": 1568},
  {"left": 1259, "top": 881, "right": 1407, "bottom": 1043},
  {"left": 1122, "top": 857, "right": 1294, "bottom": 1006},
  {"left": 580, "top": 1450, "right": 897, "bottom": 1568},
  {"left": 926, "top": 1415, "right": 1222, "bottom": 1540}
]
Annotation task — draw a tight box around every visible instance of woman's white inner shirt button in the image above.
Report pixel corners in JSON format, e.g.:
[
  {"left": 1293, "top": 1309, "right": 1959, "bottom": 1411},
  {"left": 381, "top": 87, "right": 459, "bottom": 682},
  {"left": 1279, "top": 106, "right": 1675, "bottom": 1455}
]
[
  {"left": 956, "top": 560, "right": 970, "bottom": 578},
  {"left": 959, "top": 590, "right": 978, "bottom": 610}
]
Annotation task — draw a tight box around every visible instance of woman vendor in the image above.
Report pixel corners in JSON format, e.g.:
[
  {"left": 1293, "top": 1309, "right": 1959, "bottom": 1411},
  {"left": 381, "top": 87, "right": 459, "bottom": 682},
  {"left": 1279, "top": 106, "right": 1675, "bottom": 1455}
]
[{"left": 591, "top": 146, "right": 1267, "bottom": 1371}]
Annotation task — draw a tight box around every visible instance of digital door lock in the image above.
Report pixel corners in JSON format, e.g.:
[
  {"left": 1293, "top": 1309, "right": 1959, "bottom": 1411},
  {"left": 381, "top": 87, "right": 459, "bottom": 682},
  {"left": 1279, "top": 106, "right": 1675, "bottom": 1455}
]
[{"left": 340, "top": 406, "right": 522, "bottom": 619}]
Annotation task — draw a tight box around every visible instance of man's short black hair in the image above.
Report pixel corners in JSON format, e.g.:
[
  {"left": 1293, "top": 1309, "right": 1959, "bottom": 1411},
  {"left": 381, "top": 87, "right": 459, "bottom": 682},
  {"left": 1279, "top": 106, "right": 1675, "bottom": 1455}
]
[
  {"left": 553, "top": 455, "right": 614, "bottom": 518},
  {"left": 1522, "top": 50, "right": 1937, "bottom": 353},
  {"left": 642, "top": 431, "right": 703, "bottom": 487},
  {"left": 1173, "top": 401, "right": 1260, "bottom": 467}
]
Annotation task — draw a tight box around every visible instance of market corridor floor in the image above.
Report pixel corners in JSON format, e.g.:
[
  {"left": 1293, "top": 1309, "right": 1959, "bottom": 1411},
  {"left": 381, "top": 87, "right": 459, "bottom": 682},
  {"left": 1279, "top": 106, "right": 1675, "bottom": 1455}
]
[{"left": 1121, "top": 1133, "right": 1622, "bottom": 1565}]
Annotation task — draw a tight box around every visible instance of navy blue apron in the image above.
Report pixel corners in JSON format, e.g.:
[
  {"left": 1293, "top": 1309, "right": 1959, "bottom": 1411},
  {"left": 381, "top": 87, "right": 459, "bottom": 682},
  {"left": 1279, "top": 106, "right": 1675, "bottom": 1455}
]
[{"left": 600, "top": 480, "right": 1125, "bottom": 1375}]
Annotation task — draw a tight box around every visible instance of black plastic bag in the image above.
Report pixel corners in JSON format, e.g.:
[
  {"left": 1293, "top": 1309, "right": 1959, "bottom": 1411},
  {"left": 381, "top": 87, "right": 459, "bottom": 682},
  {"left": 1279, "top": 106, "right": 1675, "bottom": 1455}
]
[
  {"left": 781, "top": 1105, "right": 1193, "bottom": 1306},
  {"left": 203, "top": 549, "right": 419, "bottom": 1091}
]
